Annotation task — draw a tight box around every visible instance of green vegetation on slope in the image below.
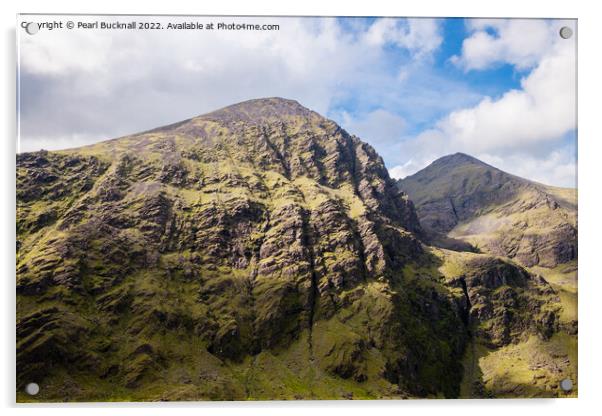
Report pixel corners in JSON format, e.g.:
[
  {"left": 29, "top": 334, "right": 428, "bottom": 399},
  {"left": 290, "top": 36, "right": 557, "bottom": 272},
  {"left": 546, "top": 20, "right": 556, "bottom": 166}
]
[
  {"left": 17, "top": 100, "right": 575, "bottom": 401},
  {"left": 17, "top": 98, "right": 462, "bottom": 401}
]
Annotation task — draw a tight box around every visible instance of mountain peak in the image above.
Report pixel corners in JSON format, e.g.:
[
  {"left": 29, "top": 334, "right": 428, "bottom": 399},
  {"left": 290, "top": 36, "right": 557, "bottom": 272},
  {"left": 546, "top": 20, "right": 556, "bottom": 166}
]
[
  {"left": 432, "top": 152, "right": 490, "bottom": 169},
  {"left": 200, "top": 97, "right": 317, "bottom": 123},
  {"left": 398, "top": 153, "right": 503, "bottom": 187},
  {"left": 398, "top": 153, "right": 517, "bottom": 203}
]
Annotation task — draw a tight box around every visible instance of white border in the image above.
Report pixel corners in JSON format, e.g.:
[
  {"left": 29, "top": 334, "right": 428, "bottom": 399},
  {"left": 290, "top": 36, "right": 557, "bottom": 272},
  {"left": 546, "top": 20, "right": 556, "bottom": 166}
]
[{"left": 2, "top": 1, "right": 601, "bottom": 415}]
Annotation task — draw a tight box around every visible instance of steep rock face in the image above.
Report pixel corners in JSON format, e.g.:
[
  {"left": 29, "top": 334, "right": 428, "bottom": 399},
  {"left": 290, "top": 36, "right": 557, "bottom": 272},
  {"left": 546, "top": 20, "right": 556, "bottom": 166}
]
[
  {"left": 453, "top": 256, "right": 560, "bottom": 347},
  {"left": 397, "top": 153, "right": 577, "bottom": 268},
  {"left": 433, "top": 247, "right": 572, "bottom": 398},
  {"left": 17, "top": 98, "right": 468, "bottom": 401}
]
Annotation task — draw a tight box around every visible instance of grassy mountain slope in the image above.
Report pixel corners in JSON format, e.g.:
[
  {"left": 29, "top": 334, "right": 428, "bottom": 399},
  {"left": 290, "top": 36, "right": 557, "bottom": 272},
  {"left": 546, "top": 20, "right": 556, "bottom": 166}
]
[
  {"left": 17, "top": 98, "right": 456, "bottom": 401},
  {"left": 16, "top": 99, "right": 571, "bottom": 401}
]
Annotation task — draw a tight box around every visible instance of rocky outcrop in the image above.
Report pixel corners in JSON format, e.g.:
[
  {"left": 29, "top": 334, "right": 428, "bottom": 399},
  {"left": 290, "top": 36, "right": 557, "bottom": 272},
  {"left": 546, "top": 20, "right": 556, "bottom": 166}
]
[
  {"left": 17, "top": 98, "right": 470, "bottom": 401},
  {"left": 449, "top": 256, "right": 560, "bottom": 347}
]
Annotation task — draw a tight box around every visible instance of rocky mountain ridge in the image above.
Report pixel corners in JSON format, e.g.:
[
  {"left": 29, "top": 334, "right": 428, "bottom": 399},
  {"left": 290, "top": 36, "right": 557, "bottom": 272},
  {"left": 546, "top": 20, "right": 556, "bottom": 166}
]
[{"left": 16, "top": 98, "right": 572, "bottom": 401}]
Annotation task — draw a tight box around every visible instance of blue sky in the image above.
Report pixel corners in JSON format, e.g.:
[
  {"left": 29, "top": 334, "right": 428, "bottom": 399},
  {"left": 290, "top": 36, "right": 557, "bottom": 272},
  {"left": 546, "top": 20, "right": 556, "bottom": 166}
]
[
  {"left": 18, "top": 16, "right": 577, "bottom": 187},
  {"left": 326, "top": 17, "right": 577, "bottom": 187}
]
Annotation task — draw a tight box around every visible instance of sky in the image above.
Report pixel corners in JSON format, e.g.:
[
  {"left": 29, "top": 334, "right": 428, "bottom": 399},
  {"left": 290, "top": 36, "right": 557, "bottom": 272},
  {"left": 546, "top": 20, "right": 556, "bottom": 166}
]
[{"left": 18, "top": 16, "right": 577, "bottom": 187}]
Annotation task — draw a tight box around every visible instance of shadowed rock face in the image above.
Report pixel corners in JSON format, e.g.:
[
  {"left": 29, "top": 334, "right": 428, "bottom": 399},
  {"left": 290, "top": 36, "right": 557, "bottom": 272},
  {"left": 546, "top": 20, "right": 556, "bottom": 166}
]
[
  {"left": 397, "top": 153, "right": 577, "bottom": 268},
  {"left": 17, "top": 98, "right": 476, "bottom": 401},
  {"left": 456, "top": 256, "right": 560, "bottom": 347}
]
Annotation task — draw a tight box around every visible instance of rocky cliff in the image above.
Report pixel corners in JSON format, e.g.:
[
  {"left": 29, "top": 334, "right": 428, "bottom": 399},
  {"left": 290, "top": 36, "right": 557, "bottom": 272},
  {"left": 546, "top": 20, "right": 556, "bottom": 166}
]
[{"left": 16, "top": 99, "right": 570, "bottom": 401}]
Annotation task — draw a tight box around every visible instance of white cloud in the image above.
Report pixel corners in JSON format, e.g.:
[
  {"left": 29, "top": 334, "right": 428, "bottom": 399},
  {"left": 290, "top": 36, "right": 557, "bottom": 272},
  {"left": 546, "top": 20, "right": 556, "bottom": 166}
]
[
  {"left": 452, "top": 19, "right": 562, "bottom": 71},
  {"left": 442, "top": 38, "right": 574, "bottom": 152},
  {"left": 477, "top": 148, "right": 576, "bottom": 188},
  {"left": 389, "top": 159, "right": 432, "bottom": 180},
  {"left": 395, "top": 19, "right": 577, "bottom": 187},
  {"left": 339, "top": 109, "right": 406, "bottom": 146},
  {"left": 20, "top": 30, "right": 113, "bottom": 75},
  {"left": 17, "top": 133, "right": 108, "bottom": 153},
  {"left": 364, "top": 18, "right": 442, "bottom": 58}
]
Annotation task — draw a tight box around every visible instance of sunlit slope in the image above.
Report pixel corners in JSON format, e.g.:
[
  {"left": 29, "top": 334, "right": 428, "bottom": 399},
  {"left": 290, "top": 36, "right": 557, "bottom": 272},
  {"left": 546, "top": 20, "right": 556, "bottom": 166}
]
[{"left": 17, "top": 98, "right": 462, "bottom": 401}]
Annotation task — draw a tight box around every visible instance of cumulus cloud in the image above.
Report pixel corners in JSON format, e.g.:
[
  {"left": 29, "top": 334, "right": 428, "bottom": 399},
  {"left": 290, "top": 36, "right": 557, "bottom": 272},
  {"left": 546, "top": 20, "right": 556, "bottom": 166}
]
[
  {"left": 337, "top": 109, "right": 406, "bottom": 153},
  {"left": 392, "top": 19, "right": 577, "bottom": 187},
  {"left": 426, "top": 38, "right": 574, "bottom": 152},
  {"left": 388, "top": 158, "right": 428, "bottom": 180},
  {"left": 389, "top": 161, "right": 423, "bottom": 181},
  {"left": 477, "top": 148, "right": 577, "bottom": 188},
  {"left": 365, "top": 18, "right": 442, "bottom": 58},
  {"left": 17, "top": 16, "right": 443, "bottom": 153},
  {"left": 451, "top": 19, "right": 559, "bottom": 71}
]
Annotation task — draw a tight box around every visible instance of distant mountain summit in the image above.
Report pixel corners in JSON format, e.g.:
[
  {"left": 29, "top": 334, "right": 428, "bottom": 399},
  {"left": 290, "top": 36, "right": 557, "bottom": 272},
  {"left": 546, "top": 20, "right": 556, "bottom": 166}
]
[
  {"left": 426, "top": 152, "right": 491, "bottom": 168},
  {"left": 398, "top": 153, "right": 577, "bottom": 268}
]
